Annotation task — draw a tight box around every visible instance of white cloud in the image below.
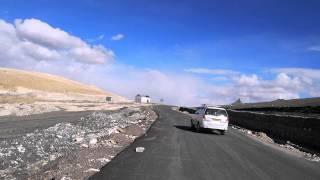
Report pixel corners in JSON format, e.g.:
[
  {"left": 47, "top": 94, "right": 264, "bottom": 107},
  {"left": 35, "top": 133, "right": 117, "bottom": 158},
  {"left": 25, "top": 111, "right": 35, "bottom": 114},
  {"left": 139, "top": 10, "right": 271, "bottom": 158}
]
[
  {"left": 307, "top": 46, "right": 320, "bottom": 52},
  {"left": 211, "top": 76, "right": 228, "bottom": 81},
  {"left": 237, "top": 74, "right": 259, "bottom": 86},
  {"left": 19, "top": 41, "right": 61, "bottom": 61},
  {"left": 0, "top": 18, "right": 319, "bottom": 106},
  {"left": 0, "top": 18, "right": 114, "bottom": 65},
  {"left": 111, "top": 33, "right": 124, "bottom": 41},
  {"left": 270, "top": 68, "right": 320, "bottom": 97},
  {"left": 185, "top": 68, "right": 240, "bottom": 76},
  {"left": 231, "top": 73, "right": 302, "bottom": 102},
  {"left": 271, "top": 68, "right": 320, "bottom": 80},
  {"left": 183, "top": 67, "right": 320, "bottom": 103},
  {"left": 69, "top": 45, "right": 114, "bottom": 64},
  {"left": 26, "top": 63, "right": 211, "bottom": 106},
  {"left": 97, "top": 67, "right": 313, "bottom": 105},
  {"left": 15, "top": 19, "right": 85, "bottom": 49},
  {"left": 185, "top": 67, "right": 320, "bottom": 103}
]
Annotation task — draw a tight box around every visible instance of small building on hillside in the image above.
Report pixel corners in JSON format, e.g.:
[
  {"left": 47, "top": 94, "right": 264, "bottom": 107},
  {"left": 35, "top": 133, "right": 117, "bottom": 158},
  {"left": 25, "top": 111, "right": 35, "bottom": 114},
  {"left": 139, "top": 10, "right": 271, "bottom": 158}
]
[
  {"left": 135, "top": 94, "right": 151, "bottom": 103},
  {"left": 106, "top": 96, "right": 112, "bottom": 102}
]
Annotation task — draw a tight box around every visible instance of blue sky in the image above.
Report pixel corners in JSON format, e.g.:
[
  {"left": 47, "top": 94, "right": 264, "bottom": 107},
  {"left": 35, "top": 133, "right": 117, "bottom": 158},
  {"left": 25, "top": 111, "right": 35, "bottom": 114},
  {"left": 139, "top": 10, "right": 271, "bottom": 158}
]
[{"left": 1, "top": 0, "right": 320, "bottom": 105}]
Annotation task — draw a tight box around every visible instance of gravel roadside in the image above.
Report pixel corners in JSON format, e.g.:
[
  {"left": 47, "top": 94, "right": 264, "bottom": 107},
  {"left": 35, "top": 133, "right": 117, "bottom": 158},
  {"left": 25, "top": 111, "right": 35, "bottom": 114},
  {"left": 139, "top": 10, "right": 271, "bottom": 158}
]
[{"left": 0, "top": 106, "right": 157, "bottom": 179}]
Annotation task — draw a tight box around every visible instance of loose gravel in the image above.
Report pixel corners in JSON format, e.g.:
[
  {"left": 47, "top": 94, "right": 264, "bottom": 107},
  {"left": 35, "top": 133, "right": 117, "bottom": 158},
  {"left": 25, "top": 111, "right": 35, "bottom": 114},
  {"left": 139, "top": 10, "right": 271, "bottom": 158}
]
[{"left": 0, "top": 106, "right": 157, "bottom": 179}]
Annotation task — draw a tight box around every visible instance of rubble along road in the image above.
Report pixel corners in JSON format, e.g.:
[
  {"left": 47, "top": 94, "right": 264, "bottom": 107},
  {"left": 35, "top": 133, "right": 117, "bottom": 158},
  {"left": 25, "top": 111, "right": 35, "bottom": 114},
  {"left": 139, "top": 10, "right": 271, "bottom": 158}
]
[
  {"left": 91, "top": 105, "right": 320, "bottom": 180},
  {"left": 0, "top": 106, "right": 157, "bottom": 179}
]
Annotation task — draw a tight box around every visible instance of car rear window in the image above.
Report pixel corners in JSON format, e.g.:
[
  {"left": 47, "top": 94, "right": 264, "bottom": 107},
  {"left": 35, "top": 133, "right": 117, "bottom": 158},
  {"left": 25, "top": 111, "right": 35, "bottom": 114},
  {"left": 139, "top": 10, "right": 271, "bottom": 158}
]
[{"left": 205, "top": 109, "right": 227, "bottom": 116}]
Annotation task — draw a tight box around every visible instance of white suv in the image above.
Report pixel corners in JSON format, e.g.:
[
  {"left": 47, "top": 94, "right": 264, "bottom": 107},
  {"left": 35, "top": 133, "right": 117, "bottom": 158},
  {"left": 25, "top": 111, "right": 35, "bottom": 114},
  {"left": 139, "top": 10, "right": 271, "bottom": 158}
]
[{"left": 190, "top": 106, "right": 229, "bottom": 135}]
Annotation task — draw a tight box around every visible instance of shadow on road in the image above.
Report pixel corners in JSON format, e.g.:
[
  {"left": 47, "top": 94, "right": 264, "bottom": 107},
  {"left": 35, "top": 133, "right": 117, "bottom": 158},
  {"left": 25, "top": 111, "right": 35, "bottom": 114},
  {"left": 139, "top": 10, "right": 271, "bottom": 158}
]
[{"left": 174, "top": 125, "right": 221, "bottom": 135}]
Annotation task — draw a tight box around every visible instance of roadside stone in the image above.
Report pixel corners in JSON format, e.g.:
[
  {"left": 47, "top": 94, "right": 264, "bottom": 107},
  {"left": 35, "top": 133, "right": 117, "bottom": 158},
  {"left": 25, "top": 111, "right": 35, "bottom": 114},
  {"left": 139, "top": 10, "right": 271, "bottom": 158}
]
[
  {"left": 89, "top": 138, "right": 98, "bottom": 145},
  {"left": 80, "top": 144, "right": 89, "bottom": 148},
  {"left": 56, "top": 134, "right": 63, "bottom": 138},
  {"left": 109, "top": 139, "right": 117, "bottom": 145},
  {"left": 74, "top": 137, "right": 84, "bottom": 143},
  {"left": 126, "top": 135, "right": 137, "bottom": 139},
  {"left": 256, "top": 132, "right": 273, "bottom": 143},
  {"left": 96, "top": 158, "right": 110, "bottom": 163},
  {"left": 84, "top": 168, "right": 100, "bottom": 172},
  {"left": 60, "top": 176, "right": 72, "bottom": 180},
  {"left": 17, "top": 144, "right": 26, "bottom": 153},
  {"left": 135, "top": 147, "right": 145, "bottom": 153},
  {"left": 117, "top": 128, "right": 125, "bottom": 133}
]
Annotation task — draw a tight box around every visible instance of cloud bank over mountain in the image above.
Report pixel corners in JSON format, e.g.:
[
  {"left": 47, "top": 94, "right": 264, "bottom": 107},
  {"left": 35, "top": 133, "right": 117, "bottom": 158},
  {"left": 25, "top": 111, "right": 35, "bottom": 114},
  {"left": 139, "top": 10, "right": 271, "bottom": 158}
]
[{"left": 0, "top": 18, "right": 319, "bottom": 106}]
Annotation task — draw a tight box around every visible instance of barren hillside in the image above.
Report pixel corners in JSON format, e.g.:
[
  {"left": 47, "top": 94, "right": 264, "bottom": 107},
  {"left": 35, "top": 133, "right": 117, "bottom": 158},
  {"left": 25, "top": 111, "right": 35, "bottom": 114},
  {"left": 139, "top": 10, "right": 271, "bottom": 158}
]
[
  {"left": 0, "top": 67, "right": 131, "bottom": 116},
  {"left": 1, "top": 68, "right": 110, "bottom": 95}
]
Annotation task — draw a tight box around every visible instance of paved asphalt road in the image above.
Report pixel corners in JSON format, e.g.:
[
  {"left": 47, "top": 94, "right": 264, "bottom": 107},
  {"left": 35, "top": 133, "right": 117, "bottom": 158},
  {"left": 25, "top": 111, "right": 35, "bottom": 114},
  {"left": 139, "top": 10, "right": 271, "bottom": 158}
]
[
  {"left": 91, "top": 105, "right": 320, "bottom": 180},
  {"left": 0, "top": 110, "right": 98, "bottom": 139}
]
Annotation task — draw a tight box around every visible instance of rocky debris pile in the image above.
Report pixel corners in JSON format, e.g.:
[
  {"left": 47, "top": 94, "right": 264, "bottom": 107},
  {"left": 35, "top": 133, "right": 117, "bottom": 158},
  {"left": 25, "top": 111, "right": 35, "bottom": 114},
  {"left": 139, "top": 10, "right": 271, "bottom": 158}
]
[
  {"left": 0, "top": 106, "right": 157, "bottom": 179},
  {"left": 231, "top": 125, "right": 320, "bottom": 162}
]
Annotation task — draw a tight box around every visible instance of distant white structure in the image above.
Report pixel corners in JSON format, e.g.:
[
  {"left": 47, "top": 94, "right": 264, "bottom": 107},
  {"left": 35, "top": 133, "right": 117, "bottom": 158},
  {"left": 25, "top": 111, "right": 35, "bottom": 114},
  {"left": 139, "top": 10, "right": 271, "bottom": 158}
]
[{"left": 135, "top": 94, "right": 151, "bottom": 103}]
